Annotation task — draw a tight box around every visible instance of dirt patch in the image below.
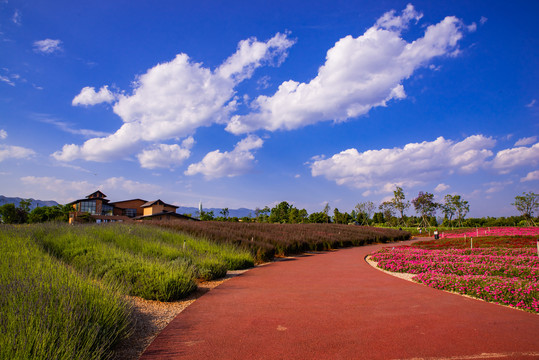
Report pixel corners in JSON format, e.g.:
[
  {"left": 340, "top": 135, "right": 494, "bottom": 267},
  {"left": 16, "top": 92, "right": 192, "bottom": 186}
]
[{"left": 112, "top": 270, "right": 247, "bottom": 360}]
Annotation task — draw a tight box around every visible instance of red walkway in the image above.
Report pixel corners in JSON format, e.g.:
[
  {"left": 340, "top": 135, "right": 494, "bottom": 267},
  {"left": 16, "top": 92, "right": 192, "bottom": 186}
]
[{"left": 140, "top": 240, "right": 539, "bottom": 359}]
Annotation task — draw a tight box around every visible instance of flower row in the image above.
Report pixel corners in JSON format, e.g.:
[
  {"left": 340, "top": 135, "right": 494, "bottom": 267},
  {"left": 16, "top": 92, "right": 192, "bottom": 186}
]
[{"left": 413, "top": 273, "right": 539, "bottom": 313}]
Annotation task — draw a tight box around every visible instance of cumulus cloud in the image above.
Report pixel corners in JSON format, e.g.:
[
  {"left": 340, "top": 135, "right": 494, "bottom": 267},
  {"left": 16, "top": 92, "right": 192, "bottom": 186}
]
[
  {"left": 0, "top": 129, "right": 7, "bottom": 140},
  {"left": 514, "top": 136, "right": 537, "bottom": 147},
  {"left": 491, "top": 142, "right": 539, "bottom": 173},
  {"left": 521, "top": 170, "right": 539, "bottom": 182},
  {"left": 33, "top": 39, "right": 62, "bottom": 54},
  {"left": 21, "top": 176, "right": 93, "bottom": 196},
  {"left": 72, "top": 86, "right": 118, "bottom": 106},
  {"left": 0, "top": 144, "right": 36, "bottom": 162},
  {"left": 20, "top": 176, "right": 161, "bottom": 203},
  {"left": 54, "top": 33, "right": 293, "bottom": 164},
  {"left": 310, "top": 135, "right": 495, "bottom": 192},
  {"left": 434, "top": 183, "right": 450, "bottom": 192},
  {"left": 226, "top": 4, "right": 470, "bottom": 134},
  {"left": 185, "top": 135, "right": 263, "bottom": 179},
  {"left": 137, "top": 137, "right": 195, "bottom": 169}
]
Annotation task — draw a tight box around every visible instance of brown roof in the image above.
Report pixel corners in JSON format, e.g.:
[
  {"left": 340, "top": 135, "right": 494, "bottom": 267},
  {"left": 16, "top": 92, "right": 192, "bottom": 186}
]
[{"left": 140, "top": 199, "right": 178, "bottom": 209}]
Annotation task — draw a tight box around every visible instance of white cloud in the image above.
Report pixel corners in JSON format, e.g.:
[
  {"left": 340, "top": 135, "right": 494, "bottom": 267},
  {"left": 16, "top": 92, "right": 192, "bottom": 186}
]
[
  {"left": 434, "top": 183, "right": 450, "bottom": 192},
  {"left": 0, "top": 129, "right": 7, "bottom": 139},
  {"left": 53, "top": 33, "right": 293, "bottom": 164},
  {"left": 525, "top": 99, "right": 536, "bottom": 108},
  {"left": 20, "top": 176, "right": 93, "bottom": 199},
  {"left": 185, "top": 135, "right": 263, "bottom": 179},
  {"left": 33, "top": 39, "right": 62, "bottom": 54},
  {"left": 101, "top": 177, "right": 161, "bottom": 195},
  {"left": 514, "top": 136, "right": 537, "bottom": 147},
  {"left": 226, "top": 4, "right": 469, "bottom": 134},
  {"left": 484, "top": 180, "right": 513, "bottom": 194},
  {"left": 72, "top": 86, "right": 118, "bottom": 106},
  {"left": 480, "top": 16, "right": 488, "bottom": 25},
  {"left": 310, "top": 135, "right": 495, "bottom": 191},
  {"left": 20, "top": 176, "right": 161, "bottom": 204},
  {"left": 35, "top": 114, "right": 109, "bottom": 138},
  {"left": 491, "top": 142, "right": 539, "bottom": 173},
  {"left": 0, "top": 144, "right": 36, "bottom": 162},
  {"left": 12, "top": 10, "right": 21, "bottom": 25},
  {"left": 0, "top": 75, "right": 15, "bottom": 86},
  {"left": 521, "top": 170, "right": 539, "bottom": 182},
  {"left": 137, "top": 136, "right": 195, "bottom": 169}
]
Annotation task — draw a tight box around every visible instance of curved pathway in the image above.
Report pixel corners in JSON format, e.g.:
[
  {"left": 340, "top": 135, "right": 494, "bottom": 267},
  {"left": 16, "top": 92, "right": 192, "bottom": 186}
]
[{"left": 140, "top": 240, "right": 539, "bottom": 359}]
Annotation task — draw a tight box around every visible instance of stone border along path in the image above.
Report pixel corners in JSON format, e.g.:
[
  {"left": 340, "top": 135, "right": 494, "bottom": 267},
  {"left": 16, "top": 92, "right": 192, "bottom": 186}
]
[{"left": 140, "top": 239, "right": 539, "bottom": 360}]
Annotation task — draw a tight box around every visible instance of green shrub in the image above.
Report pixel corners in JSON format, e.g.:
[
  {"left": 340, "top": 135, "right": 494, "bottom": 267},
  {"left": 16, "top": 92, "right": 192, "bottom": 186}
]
[{"left": 0, "top": 226, "right": 132, "bottom": 360}]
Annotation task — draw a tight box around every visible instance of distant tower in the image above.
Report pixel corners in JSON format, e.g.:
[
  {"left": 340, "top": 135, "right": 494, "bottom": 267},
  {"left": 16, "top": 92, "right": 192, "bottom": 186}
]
[{"left": 199, "top": 201, "right": 203, "bottom": 215}]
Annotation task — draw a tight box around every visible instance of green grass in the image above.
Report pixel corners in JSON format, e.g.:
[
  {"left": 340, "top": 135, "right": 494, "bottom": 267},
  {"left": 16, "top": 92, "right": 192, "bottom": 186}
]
[
  {"left": 0, "top": 226, "right": 132, "bottom": 360},
  {"left": 0, "top": 223, "right": 255, "bottom": 360}
]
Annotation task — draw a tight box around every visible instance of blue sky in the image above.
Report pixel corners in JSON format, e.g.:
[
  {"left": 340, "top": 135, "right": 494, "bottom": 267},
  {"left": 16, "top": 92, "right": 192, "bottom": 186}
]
[{"left": 0, "top": 0, "right": 538, "bottom": 217}]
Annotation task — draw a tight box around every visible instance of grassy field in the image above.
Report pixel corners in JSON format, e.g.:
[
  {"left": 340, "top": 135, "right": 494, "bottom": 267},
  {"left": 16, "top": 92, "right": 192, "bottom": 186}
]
[
  {"left": 0, "top": 226, "right": 132, "bottom": 360},
  {"left": 0, "top": 223, "right": 254, "bottom": 360},
  {"left": 156, "top": 221, "right": 411, "bottom": 262},
  {"left": 1, "top": 222, "right": 410, "bottom": 359}
]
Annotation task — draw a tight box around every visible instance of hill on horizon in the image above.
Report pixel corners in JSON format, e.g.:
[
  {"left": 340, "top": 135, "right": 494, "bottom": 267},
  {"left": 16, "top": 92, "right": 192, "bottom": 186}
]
[{"left": 0, "top": 195, "right": 60, "bottom": 210}]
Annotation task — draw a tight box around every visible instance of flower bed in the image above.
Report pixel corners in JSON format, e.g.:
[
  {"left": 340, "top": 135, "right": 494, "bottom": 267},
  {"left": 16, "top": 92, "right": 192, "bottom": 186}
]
[
  {"left": 370, "top": 240, "right": 539, "bottom": 313},
  {"left": 441, "top": 226, "right": 539, "bottom": 239}
]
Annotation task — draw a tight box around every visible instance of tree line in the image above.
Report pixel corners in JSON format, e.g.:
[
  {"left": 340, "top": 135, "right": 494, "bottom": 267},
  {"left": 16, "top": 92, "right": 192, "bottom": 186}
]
[{"left": 1, "top": 190, "right": 537, "bottom": 227}]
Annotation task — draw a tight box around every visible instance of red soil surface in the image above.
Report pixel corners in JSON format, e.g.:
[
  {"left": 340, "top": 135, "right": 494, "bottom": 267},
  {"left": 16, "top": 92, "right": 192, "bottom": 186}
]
[{"left": 140, "top": 240, "right": 539, "bottom": 360}]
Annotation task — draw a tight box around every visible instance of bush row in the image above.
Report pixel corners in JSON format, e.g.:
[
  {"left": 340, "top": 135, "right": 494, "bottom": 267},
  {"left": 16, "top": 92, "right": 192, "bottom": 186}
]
[
  {"left": 155, "top": 221, "right": 411, "bottom": 262},
  {"left": 0, "top": 227, "right": 132, "bottom": 360}
]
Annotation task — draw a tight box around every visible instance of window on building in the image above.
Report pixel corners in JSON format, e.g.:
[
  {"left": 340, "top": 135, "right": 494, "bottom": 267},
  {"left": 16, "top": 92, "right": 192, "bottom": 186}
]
[
  {"left": 102, "top": 204, "right": 114, "bottom": 215},
  {"left": 79, "top": 200, "right": 97, "bottom": 214},
  {"left": 124, "top": 208, "right": 137, "bottom": 218}
]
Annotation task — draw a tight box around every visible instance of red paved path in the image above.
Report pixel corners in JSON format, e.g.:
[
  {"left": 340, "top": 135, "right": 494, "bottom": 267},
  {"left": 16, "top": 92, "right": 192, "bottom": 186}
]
[{"left": 140, "top": 240, "right": 539, "bottom": 359}]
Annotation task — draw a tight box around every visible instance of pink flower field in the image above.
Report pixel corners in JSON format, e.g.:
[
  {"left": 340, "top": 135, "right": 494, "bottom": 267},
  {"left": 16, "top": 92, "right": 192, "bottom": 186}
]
[
  {"left": 370, "top": 239, "right": 539, "bottom": 313},
  {"left": 441, "top": 226, "right": 539, "bottom": 239}
]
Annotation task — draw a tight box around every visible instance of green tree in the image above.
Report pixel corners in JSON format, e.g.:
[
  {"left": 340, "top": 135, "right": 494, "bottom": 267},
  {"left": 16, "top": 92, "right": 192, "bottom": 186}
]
[
  {"left": 453, "top": 195, "right": 469, "bottom": 227},
  {"left": 378, "top": 201, "right": 396, "bottom": 226},
  {"left": 412, "top": 192, "right": 439, "bottom": 228},
  {"left": 309, "top": 211, "right": 329, "bottom": 223},
  {"left": 322, "top": 202, "right": 331, "bottom": 223},
  {"left": 0, "top": 203, "right": 18, "bottom": 223},
  {"left": 200, "top": 210, "right": 215, "bottom": 221},
  {"left": 254, "top": 206, "right": 270, "bottom": 222},
  {"left": 220, "top": 207, "right": 229, "bottom": 220},
  {"left": 355, "top": 201, "right": 375, "bottom": 225},
  {"left": 512, "top": 191, "right": 538, "bottom": 226},
  {"left": 391, "top": 186, "right": 410, "bottom": 226},
  {"left": 269, "top": 201, "right": 291, "bottom": 223},
  {"left": 441, "top": 194, "right": 457, "bottom": 228}
]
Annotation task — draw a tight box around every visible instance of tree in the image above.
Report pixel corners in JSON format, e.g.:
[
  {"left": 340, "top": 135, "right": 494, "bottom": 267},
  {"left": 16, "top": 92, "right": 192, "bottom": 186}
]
[
  {"left": 322, "top": 202, "right": 331, "bottom": 223},
  {"left": 453, "top": 195, "right": 469, "bottom": 227},
  {"left": 512, "top": 191, "right": 539, "bottom": 226},
  {"left": 391, "top": 186, "right": 410, "bottom": 226},
  {"left": 441, "top": 194, "right": 457, "bottom": 228},
  {"left": 269, "top": 201, "right": 291, "bottom": 223},
  {"left": 379, "top": 201, "right": 396, "bottom": 226},
  {"left": 200, "top": 210, "right": 215, "bottom": 221},
  {"left": 254, "top": 206, "right": 270, "bottom": 222},
  {"left": 412, "top": 191, "right": 438, "bottom": 228},
  {"left": 309, "top": 211, "right": 329, "bottom": 223},
  {"left": 220, "top": 207, "right": 229, "bottom": 220},
  {"left": 355, "top": 201, "right": 375, "bottom": 225}
]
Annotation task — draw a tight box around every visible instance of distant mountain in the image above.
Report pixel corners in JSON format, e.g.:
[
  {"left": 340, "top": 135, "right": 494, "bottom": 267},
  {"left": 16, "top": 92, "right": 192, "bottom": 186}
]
[
  {"left": 0, "top": 196, "right": 60, "bottom": 210},
  {"left": 177, "top": 206, "right": 255, "bottom": 219}
]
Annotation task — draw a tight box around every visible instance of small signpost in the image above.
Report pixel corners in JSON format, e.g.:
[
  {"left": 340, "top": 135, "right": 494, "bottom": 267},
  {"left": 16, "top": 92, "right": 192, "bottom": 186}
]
[{"left": 471, "top": 237, "right": 473, "bottom": 249}]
